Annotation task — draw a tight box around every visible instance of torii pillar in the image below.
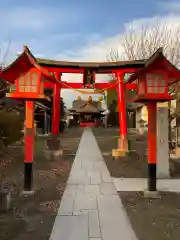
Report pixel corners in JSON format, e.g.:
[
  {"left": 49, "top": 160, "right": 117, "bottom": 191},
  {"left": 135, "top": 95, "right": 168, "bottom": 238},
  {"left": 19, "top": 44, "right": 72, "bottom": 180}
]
[
  {"left": 112, "top": 70, "right": 128, "bottom": 157},
  {"left": 46, "top": 72, "right": 62, "bottom": 158},
  {"left": 51, "top": 73, "right": 61, "bottom": 135}
]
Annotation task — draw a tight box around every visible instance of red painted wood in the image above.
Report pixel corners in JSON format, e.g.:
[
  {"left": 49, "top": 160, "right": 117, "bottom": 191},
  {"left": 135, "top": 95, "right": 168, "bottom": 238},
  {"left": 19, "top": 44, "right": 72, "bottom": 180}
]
[
  {"left": 44, "top": 82, "right": 55, "bottom": 88},
  {"left": 24, "top": 134, "right": 34, "bottom": 163},
  {"left": 116, "top": 71, "right": 128, "bottom": 137},
  {"left": 148, "top": 102, "right": 157, "bottom": 164},
  {"left": 51, "top": 72, "right": 61, "bottom": 134},
  {"left": 7, "top": 92, "right": 47, "bottom": 99},
  {"left": 24, "top": 101, "right": 35, "bottom": 163}
]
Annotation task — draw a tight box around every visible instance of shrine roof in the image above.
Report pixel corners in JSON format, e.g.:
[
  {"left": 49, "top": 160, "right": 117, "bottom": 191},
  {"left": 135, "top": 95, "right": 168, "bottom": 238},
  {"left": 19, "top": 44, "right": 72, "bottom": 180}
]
[
  {"left": 69, "top": 100, "right": 104, "bottom": 113},
  {"left": 0, "top": 46, "right": 58, "bottom": 84},
  {"left": 126, "top": 48, "right": 180, "bottom": 85},
  {"left": 37, "top": 57, "right": 145, "bottom": 70}
]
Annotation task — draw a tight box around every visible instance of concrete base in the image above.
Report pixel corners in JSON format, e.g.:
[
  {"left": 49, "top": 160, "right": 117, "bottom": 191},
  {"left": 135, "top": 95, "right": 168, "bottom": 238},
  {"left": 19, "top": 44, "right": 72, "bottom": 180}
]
[
  {"left": 143, "top": 190, "right": 161, "bottom": 199},
  {"left": 20, "top": 190, "right": 35, "bottom": 197},
  {"left": 157, "top": 174, "right": 171, "bottom": 179},
  {"left": 175, "top": 147, "right": 180, "bottom": 157},
  {"left": 112, "top": 148, "right": 127, "bottom": 158},
  {"left": 44, "top": 149, "right": 63, "bottom": 161},
  {"left": 46, "top": 135, "right": 60, "bottom": 151},
  {"left": 0, "top": 190, "right": 11, "bottom": 212}
]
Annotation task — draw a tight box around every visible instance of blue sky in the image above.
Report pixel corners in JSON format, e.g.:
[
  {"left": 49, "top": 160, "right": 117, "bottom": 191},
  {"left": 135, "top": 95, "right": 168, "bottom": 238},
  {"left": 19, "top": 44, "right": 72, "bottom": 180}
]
[
  {"left": 0, "top": 0, "right": 178, "bottom": 61},
  {"left": 0, "top": 0, "right": 180, "bottom": 106}
]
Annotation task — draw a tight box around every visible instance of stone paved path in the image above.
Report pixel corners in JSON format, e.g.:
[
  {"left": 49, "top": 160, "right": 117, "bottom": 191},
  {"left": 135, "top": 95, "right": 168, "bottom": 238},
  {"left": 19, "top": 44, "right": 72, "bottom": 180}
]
[
  {"left": 49, "top": 128, "right": 138, "bottom": 240},
  {"left": 114, "top": 177, "right": 180, "bottom": 192}
]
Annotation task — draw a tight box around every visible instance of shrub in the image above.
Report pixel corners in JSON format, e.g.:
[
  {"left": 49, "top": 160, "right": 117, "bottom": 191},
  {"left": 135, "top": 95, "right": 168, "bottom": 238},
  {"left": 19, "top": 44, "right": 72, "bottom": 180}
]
[{"left": 0, "top": 110, "right": 24, "bottom": 148}]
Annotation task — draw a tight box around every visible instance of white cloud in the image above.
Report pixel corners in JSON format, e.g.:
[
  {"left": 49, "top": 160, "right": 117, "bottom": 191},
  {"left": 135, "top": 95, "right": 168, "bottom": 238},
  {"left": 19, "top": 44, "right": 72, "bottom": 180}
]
[
  {"left": 68, "top": 14, "right": 180, "bottom": 62},
  {"left": 65, "top": 35, "right": 122, "bottom": 61}
]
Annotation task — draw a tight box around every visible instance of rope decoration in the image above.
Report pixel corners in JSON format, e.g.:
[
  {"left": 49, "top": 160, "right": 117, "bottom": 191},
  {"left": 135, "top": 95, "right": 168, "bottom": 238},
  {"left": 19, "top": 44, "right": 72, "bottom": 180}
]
[{"left": 60, "top": 79, "right": 121, "bottom": 94}]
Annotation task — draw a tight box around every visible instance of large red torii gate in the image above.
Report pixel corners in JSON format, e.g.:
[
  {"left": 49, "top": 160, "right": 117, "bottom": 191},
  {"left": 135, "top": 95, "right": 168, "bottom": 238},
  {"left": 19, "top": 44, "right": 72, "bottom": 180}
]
[
  {"left": 37, "top": 57, "right": 145, "bottom": 154},
  {"left": 0, "top": 46, "right": 145, "bottom": 193},
  {"left": 2, "top": 46, "right": 179, "bottom": 194},
  {"left": 0, "top": 46, "right": 145, "bottom": 156}
]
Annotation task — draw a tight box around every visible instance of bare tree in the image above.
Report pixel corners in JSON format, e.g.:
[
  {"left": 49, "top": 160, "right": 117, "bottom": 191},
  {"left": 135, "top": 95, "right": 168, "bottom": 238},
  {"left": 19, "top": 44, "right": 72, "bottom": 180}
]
[
  {"left": 108, "top": 21, "right": 180, "bottom": 65},
  {"left": 108, "top": 20, "right": 180, "bottom": 147}
]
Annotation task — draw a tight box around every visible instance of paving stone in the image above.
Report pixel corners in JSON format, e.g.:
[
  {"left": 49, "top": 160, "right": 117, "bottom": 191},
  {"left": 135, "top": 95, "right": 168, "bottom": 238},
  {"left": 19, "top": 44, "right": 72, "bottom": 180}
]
[
  {"left": 72, "top": 159, "right": 82, "bottom": 169},
  {"left": 89, "top": 238, "right": 102, "bottom": 240},
  {"left": 93, "top": 162, "right": 108, "bottom": 172},
  {"left": 113, "top": 177, "right": 180, "bottom": 192},
  {"left": 87, "top": 171, "right": 102, "bottom": 185},
  {"left": 74, "top": 193, "right": 97, "bottom": 211},
  {"left": 85, "top": 185, "right": 100, "bottom": 195},
  {"left": 49, "top": 129, "right": 138, "bottom": 240},
  {"left": 69, "top": 169, "right": 87, "bottom": 178},
  {"left": 63, "top": 185, "right": 77, "bottom": 197},
  {"left": 88, "top": 210, "right": 101, "bottom": 238},
  {"left": 101, "top": 172, "right": 112, "bottom": 183},
  {"left": 50, "top": 215, "right": 88, "bottom": 240},
  {"left": 59, "top": 186, "right": 76, "bottom": 215},
  {"left": 97, "top": 195, "right": 123, "bottom": 211},
  {"left": 68, "top": 169, "right": 90, "bottom": 185},
  {"left": 73, "top": 209, "right": 89, "bottom": 216},
  {"left": 58, "top": 195, "right": 74, "bottom": 215},
  {"left": 72, "top": 208, "right": 101, "bottom": 239},
  {"left": 76, "top": 185, "right": 85, "bottom": 193},
  {"left": 73, "top": 209, "right": 97, "bottom": 216},
  {"left": 82, "top": 161, "right": 94, "bottom": 170},
  {"left": 99, "top": 183, "right": 117, "bottom": 195},
  {"left": 97, "top": 195, "right": 137, "bottom": 240}
]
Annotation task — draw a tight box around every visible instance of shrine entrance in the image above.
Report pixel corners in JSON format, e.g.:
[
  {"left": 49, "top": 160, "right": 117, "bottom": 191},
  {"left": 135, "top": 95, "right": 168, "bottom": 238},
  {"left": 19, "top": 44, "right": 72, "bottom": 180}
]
[
  {"left": 68, "top": 96, "right": 104, "bottom": 128},
  {"left": 1, "top": 46, "right": 180, "bottom": 194},
  {"left": 37, "top": 52, "right": 140, "bottom": 155}
]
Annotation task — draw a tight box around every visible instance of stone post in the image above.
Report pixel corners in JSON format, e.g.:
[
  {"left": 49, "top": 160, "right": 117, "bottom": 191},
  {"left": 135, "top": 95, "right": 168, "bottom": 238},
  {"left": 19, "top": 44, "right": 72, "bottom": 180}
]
[{"left": 156, "top": 102, "right": 170, "bottom": 178}]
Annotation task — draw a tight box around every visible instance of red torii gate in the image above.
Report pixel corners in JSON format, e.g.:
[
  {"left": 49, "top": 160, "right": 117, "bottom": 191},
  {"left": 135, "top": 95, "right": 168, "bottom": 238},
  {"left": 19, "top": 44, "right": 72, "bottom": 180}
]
[
  {"left": 1, "top": 46, "right": 179, "bottom": 194},
  {"left": 0, "top": 46, "right": 146, "bottom": 192},
  {"left": 37, "top": 56, "right": 145, "bottom": 155},
  {"left": 0, "top": 46, "right": 145, "bottom": 156}
]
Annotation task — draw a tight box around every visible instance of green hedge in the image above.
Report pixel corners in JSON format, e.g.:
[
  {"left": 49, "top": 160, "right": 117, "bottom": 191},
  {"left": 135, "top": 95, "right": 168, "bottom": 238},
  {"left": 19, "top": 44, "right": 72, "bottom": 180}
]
[{"left": 0, "top": 110, "right": 24, "bottom": 148}]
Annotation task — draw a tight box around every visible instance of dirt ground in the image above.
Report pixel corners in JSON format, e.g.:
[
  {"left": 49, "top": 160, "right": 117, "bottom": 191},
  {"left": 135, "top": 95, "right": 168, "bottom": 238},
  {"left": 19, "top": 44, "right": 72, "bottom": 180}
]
[
  {"left": 119, "top": 191, "right": 180, "bottom": 240},
  {"left": 0, "top": 127, "right": 83, "bottom": 240},
  {"left": 92, "top": 127, "right": 180, "bottom": 178}
]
